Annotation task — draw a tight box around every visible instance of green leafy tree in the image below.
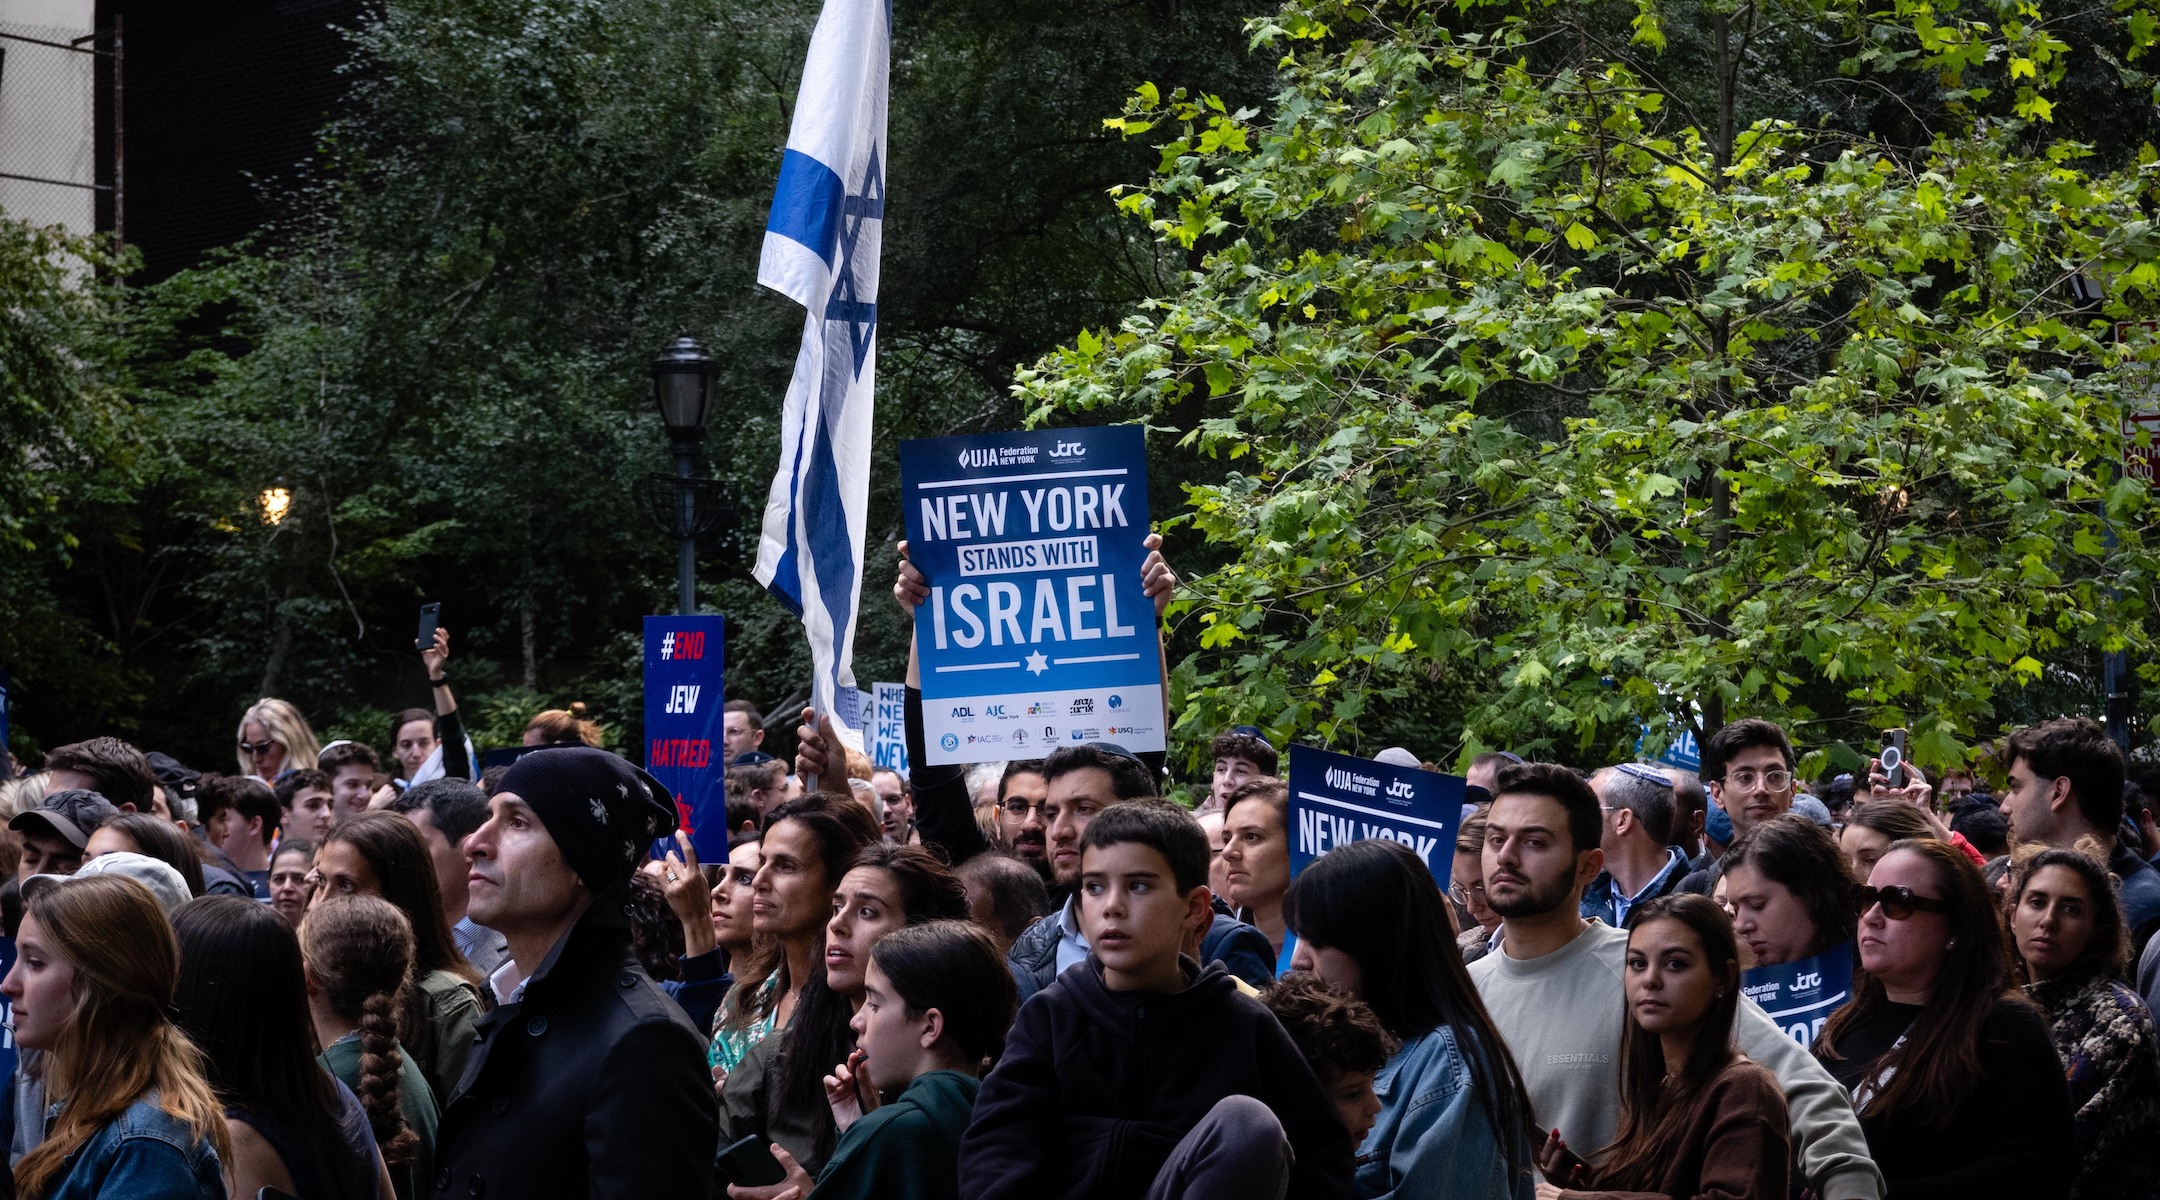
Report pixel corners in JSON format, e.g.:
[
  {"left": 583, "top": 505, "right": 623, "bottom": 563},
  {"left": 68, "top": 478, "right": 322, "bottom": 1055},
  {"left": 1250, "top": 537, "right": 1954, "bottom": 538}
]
[
  {"left": 1023, "top": 0, "right": 2160, "bottom": 772},
  {"left": 19, "top": 0, "right": 1273, "bottom": 767}
]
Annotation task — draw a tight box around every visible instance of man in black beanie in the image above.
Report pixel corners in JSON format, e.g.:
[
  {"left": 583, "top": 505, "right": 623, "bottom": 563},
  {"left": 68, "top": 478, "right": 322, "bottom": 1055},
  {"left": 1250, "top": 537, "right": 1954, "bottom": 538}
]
[{"left": 433, "top": 746, "right": 716, "bottom": 1199}]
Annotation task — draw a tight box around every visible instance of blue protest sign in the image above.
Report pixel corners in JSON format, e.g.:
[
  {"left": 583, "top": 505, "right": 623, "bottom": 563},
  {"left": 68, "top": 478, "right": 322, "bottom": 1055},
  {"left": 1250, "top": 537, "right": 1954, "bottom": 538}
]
[
  {"left": 1287, "top": 743, "right": 1461, "bottom": 887},
  {"left": 871, "top": 682, "right": 909, "bottom": 775},
  {"left": 1634, "top": 720, "right": 1701, "bottom": 772},
  {"left": 1741, "top": 944, "right": 1854, "bottom": 1048},
  {"left": 643, "top": 615, "right": 728, "bottom": 861},
  {"left": 901, "top": 426, "right": 1163, "bottom": 765}
]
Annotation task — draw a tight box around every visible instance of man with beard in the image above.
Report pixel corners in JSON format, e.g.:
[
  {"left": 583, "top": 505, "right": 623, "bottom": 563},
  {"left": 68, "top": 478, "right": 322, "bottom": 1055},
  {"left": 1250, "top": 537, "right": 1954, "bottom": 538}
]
[
  {"left": 992, "top": 760, "right": 1050, "bottom": 876},
  {"left": 1468, "top": 761, "right": 1883, "bottom": 1200},
  {"left": 1003, "top": 745, "right": 1273, "bottom": 992}
]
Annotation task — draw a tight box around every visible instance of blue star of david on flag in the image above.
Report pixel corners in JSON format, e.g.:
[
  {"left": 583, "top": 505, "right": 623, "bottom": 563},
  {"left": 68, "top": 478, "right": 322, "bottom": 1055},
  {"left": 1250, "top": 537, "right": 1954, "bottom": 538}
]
[{"left": 752, "top": 0, "right": 889, "bottom": 739}]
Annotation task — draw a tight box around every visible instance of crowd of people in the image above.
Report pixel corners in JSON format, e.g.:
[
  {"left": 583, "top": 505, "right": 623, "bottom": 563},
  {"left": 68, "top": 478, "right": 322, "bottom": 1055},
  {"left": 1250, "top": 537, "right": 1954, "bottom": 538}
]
[{"left": 0, "top": 552, "right": 2156, "bottom": 1200}]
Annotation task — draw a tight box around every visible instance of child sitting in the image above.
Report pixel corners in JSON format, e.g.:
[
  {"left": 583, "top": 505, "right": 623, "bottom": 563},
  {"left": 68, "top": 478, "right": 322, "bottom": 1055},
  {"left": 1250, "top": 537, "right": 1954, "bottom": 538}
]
[
  {"left": 736, "top": 920, "right": 1019, "bottom": 1200},
  {"left": 1260, "top": 973, "right": 1397, "bottom": 1148},
  {"left": 959, "top": 800, "right": 1354, "bottom": 1199}
]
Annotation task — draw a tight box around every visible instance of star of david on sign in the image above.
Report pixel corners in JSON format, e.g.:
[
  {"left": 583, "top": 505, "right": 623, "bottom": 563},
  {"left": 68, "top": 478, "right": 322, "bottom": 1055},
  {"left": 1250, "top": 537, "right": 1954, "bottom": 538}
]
[{"left": 825, "top": 146, "right": 884, "bottom": 378}]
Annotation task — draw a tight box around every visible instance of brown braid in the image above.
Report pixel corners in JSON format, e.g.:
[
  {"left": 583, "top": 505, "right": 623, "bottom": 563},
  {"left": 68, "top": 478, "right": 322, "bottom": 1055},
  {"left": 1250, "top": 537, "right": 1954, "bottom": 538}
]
[{"left": 300, "top": 896, "right": 418, "bottom": 1166}]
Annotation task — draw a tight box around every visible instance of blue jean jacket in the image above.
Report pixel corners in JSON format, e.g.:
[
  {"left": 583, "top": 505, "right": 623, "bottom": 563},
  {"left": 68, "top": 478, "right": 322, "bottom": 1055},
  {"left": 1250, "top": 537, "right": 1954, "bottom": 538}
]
[
  {"left": 42, "top": 1095, "right": 226, "bottom": 1200},
  {"left": 1355, "top": 1027, "right": 1533, "bottom": 1200}
]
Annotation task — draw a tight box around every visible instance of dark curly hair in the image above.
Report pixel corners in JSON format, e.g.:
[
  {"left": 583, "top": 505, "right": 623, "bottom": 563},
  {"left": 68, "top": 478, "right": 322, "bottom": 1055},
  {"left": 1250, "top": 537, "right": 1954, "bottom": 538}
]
[{"left": 1260, "top": 972, "right": 1397, "bottom": 1081}]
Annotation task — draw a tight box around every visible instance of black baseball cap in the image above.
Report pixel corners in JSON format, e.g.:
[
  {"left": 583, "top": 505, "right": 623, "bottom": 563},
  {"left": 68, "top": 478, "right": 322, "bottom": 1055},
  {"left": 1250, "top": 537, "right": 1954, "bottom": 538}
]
[{"left": 9, "top": 789, "right": 121, "bottom": 850}]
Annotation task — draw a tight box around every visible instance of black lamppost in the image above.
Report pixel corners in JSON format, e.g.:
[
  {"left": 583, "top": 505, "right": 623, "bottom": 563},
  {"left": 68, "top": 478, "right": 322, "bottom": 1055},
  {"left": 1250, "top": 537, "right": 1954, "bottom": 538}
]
[{"left": 639, "top": 335, "right": 723, "bottom": 615}]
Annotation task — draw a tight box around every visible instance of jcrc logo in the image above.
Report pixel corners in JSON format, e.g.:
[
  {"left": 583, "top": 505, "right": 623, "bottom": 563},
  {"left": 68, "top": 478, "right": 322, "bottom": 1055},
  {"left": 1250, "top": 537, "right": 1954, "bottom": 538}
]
[
  {"left": 940, "top": 734, "right": 960, "bottom": 752},
  {"left": 1048, "top": 439, "right": 1088, "bottom": 460},
  {"left": 1107, "top": 694, "right": 1123, "bottom": 709},
  {"left": 1385, "top": 778, "right": 1415, "bottom": 800},
  {"left": 1069, "top": 698, "right": 1095, "bottom": 715},
  {"left": 657, "top": 631, "right": 707, "bottom": 660}
]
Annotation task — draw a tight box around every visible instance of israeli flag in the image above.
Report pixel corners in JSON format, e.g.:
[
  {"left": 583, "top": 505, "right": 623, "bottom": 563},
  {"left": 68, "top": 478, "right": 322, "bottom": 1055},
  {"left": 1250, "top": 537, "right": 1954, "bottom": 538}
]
[{"left": 752, "top": 0, "right": 888, "bottom": 732}]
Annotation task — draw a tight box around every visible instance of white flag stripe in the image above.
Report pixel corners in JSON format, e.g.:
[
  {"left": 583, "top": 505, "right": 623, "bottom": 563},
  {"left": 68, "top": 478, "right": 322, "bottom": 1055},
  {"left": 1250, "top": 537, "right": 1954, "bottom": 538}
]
[{"left": 750, "top": 0, "right": 888, "bottom": 736}]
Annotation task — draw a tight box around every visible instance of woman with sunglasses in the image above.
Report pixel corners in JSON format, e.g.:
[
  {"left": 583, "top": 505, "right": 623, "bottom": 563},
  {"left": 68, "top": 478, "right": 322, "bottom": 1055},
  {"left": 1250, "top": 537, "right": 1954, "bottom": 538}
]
[
  {"left": 235, "top": 697, "right": 321, "bottom": 782},
  {"left": 1813, "top": 839, "right": 2073, "bottom": 1199}
]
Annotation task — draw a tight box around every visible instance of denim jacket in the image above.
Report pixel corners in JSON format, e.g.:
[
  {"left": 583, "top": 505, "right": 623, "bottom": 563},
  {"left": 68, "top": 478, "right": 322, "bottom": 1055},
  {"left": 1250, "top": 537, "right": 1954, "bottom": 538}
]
[
  {"left": 1355, "top": 1027, "right": 1532, "bottom": 1200},
  {"left": 42, "top": 1094, "right": 225, "bottom": 1200}
]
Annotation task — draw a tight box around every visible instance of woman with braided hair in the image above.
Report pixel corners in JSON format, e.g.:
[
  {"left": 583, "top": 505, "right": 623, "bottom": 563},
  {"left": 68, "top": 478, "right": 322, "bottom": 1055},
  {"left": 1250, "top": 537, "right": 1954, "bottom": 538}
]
[{"left": 305, "top": 896, "right": 438, "bottom": 1200}]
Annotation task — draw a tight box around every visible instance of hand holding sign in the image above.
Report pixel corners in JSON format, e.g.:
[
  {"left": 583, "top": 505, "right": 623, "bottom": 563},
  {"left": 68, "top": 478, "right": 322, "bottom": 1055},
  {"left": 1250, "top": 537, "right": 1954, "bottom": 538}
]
[{"left": 901, "top": 426, "right": 1167, "bottom": 764}]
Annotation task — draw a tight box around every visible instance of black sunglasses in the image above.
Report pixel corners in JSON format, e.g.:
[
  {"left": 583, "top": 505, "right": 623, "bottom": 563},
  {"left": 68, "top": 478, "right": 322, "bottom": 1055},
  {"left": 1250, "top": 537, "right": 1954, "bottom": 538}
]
[
  {"left": 1857, "top": 884, "right": 1950, "bottom": 921},
  {"left": 238, "top": 739, "right": 277, "bottom": 756}
]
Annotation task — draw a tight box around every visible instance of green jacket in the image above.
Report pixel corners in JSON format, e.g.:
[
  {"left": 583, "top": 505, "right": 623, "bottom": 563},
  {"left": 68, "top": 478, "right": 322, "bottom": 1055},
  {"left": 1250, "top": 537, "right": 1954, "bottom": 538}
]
[{"left": 812, "top": 1070, "right": 980, "bottom": 1200}]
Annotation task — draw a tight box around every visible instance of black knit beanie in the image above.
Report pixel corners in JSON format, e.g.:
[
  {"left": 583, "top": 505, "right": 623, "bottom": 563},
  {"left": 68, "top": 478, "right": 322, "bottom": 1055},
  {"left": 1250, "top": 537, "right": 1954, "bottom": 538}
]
[{"left": 497, "top": 747, "right": 679, "bottom": 893}]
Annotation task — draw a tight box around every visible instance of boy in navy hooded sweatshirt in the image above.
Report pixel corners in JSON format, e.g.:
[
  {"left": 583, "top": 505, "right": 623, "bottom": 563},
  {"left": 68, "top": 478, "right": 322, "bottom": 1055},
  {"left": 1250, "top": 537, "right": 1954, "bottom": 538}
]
[{"left": 959, "top": 800, "right": 1353, "bottom": 1200}]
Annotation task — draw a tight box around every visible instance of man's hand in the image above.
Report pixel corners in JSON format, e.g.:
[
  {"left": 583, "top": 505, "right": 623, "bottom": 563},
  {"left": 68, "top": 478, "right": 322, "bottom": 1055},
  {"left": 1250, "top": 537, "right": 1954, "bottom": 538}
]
[
  {"left": 1140, "top": 531, "right": 1177, "bottom": 617},
  {"left": 894, "top": 540, "right": 929, "bottom": 615},
  {"left": 794, "top": 708, "right": 849, "bottom": 791}
]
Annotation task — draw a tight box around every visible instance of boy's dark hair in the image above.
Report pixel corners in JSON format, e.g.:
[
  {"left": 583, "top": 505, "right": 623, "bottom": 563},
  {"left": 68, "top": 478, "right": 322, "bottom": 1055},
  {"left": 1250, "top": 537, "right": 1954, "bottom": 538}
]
[
  {"left": 957, "top": 852, "right": 1054, "bottom": 940},
  {"left": 272, "top": 768, "right": 334, "bottom": 810},
  {"left": 199, "top": 774, "right": 281, "bottom": 839},
  {"left": 1701, "top": 718, "right": 1795, "bottom": 782},
  {"left": 387, "top": 778, "right": 491, "bottom": 846},
  {"left": 2002, "top": 717, "right": 2125, "bottom": 834},
  {"left": 1493, "top": 762, "right": 1604, "bottom": 856},
  {"left": 1078, "top": 800, "right": 1207, "bottom": 893},
  {"left": 479, "top": 764, "right": 510, "bottom": 796},
  {"left": 1261, "top": 972, "right": 1397, "bottom": 1080},
  {"left": 1209, "top": 729, "right": 1279, "bottom": 775},
  {"left": 318, "top": 741, "right": 382, "bottom": 775},
  {"left": 996, "top": 759, "right": 1047, "bottom": 802},
  {"left": 1041, "top": 746, "right": 1158, "bottom": 801},
  {"left": 1950, "top": 805, "right": 2010, "bottom": 857},
  {"left": 43, "top": 737, "right": 155, "bottom": 813},
  {"left": 723, "top": 699, "right": 763, "bottom": 725}
]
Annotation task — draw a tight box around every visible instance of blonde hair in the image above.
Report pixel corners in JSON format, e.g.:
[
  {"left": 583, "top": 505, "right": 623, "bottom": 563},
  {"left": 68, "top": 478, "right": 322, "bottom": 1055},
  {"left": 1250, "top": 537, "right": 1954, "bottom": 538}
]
[
  {"left": 525, "top": 702, "right": 604, "bottom": 747},
  {"left": 14, "top": 876, "right": 231, "bottom": 1198},
  {"left": 236, "top": 697, "right": 321, "bottom": 775},
  {"left": 0, "top": 773, "right": 50, "bottom": 874}
]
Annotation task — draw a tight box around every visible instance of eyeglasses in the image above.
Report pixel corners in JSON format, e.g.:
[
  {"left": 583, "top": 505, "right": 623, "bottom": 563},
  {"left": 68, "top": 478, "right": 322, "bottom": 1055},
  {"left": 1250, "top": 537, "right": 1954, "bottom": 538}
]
[
  {"left": 1857, "top": 885, "right": 1951, "bottom": 921},
  {"left": 999, "top": 799, "right": 1049, "bottom": 818},
  {"left": 1719, "top": 768, "right": 1792, "bottom": 791},
  {"left": 1448, "top": 881, "right": 1486, "bottom": 905},
  {"left": 238, "top": 739, "right": 277, "bottom": 756}
]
